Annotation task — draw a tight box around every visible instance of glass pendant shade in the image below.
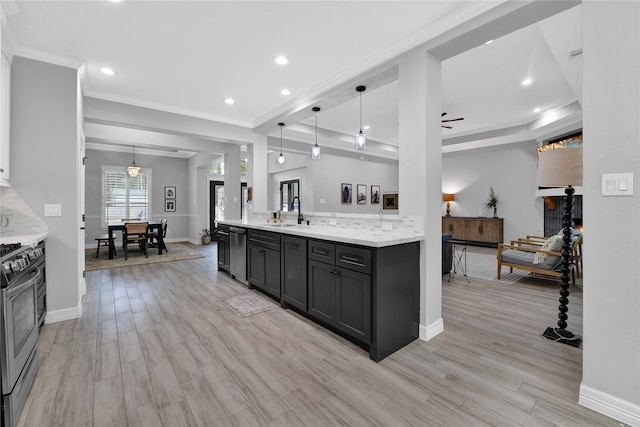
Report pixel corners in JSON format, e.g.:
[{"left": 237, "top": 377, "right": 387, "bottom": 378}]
[
  {"left": 311, "top": 144, "right": 320, "bottom": 160},
  {"left": 277, "top": 122, "right": 285, "bottom": 167},
  {"left": 355, "top": 131, "right": 366, "bottom": 150}
]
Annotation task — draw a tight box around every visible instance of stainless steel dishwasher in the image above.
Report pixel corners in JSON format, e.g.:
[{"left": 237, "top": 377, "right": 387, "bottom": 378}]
[{"left": 229, "top": 226, "right": 247, "bottom": 285}]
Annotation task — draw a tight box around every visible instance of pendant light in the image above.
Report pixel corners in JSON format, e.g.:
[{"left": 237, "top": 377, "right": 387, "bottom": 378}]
[
  {"left": 127, "top": 146, "right": 141, "bottom": 177},
  {"left": 277, "top": 122, "right": 286, "bottom": 167},
  {"left": 355, "top": 85, "right": 367, "bottom": 150},
  {"left": 311, "top": 107, "right": 321, "bottom": 160}
]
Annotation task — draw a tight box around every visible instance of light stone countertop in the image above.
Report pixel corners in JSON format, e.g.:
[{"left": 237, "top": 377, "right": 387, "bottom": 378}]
[{"left": 216, "top": 219, "right": 424, "bottom": 248}]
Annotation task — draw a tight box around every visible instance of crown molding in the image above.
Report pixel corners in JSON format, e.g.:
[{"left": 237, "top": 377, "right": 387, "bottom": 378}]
[{"left": 1, "top": 0, "right": 20, "bottom": 27}]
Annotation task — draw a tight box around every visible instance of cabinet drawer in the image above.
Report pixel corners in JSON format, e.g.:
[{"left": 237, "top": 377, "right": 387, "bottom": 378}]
[
  {"left": 336, "top": 245, "right": 371, "bottom": 275},
  {"left": 248, "top": 230, "right": 281, "bottom": 252},
  {"left": 216, "top": 225, "right": 230, "bottom": 242},
  {"left": 308, "top": 240, "right": 335, "bottom": 264}
]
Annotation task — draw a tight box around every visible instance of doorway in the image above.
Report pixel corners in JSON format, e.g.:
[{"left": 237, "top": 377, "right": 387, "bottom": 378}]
[{"left": 210, "top": 181, "right": 247, "bottom": 240}]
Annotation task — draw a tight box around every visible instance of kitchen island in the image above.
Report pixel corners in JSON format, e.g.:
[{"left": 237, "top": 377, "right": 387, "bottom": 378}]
[{"left": 217, "top": 215, "right": 423, "bottom": 362}]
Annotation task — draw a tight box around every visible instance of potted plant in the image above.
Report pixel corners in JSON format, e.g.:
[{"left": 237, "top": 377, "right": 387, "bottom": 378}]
[
  {"left": 201, "top": 229, "right": 211, "bottom": 245},
  {"left": 486, "top": 187, "right": 499, "bottom": 218}
]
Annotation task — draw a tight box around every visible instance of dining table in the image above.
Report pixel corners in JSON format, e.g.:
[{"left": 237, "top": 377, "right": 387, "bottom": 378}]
[{"left": 107, "top": 220, "right": 166, "bottom": 260}]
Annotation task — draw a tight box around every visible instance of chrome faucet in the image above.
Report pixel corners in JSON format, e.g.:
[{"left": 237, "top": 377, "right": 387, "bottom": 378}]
[{"left": 292, "top": 196, "right": 304, "bottom": 224}]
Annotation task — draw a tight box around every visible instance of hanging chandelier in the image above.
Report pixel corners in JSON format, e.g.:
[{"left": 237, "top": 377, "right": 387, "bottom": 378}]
[
  {"left": 127, "top": 147, "right": 140, "bottom": 177},
  {"left": 311, "top": 107, "right": 321, "bottom": 160}
]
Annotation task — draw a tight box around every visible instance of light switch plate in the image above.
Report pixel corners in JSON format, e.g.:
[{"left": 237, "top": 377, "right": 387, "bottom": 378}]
[
  {"left": 602, "top": 173, "right": 633, "bottom": 196},
  {"left": 44, "top": 204, "right": 61, "bottom": 216}
]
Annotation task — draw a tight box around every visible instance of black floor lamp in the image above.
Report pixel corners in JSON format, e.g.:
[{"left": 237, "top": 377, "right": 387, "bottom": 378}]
[{"left": 536, "top": 146, "right": 583, "bottom": 347}]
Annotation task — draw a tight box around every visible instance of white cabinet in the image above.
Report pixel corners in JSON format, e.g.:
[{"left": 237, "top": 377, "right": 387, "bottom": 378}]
[{"left": 1, "top": 51, "right": 10, "bottom": 183}]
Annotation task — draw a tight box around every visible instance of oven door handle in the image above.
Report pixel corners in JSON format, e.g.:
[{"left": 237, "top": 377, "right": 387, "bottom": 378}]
[{"left": 6, "top": 269, "right": 40, "bottom": 299}]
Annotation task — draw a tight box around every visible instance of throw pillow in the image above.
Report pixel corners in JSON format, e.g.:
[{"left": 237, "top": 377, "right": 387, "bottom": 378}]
[{"left": 533, "top": 235, "right": 562, "bottom": 265}]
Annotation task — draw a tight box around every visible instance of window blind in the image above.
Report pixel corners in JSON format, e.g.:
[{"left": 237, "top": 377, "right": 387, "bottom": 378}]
[{"left": 102, "top": 166, "right": 151, "bottom": 227}]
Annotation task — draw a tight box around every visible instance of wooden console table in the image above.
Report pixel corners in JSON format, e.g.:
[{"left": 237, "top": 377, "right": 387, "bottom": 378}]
[{"left": 442, "top": 217, "right": 503, "bottom": 246}]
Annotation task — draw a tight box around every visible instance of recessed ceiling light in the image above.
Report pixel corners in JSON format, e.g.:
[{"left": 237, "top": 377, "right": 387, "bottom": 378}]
[
  {"left": 533, "top": 107, "right": 541, "bottom": 113},
  {"left": 223, "top": 98, "right": 235, "bottom": 105},
  {"left": 484, "top": 39, "right": 494, "bottom": 45},
  {"left": 521, "top": 79, "right": 532, "bottom": 86},
  {"left": 280, "top": 89, "right": 291, "bottom": 96},
  {"left": 273, "top": 55, "right": 288, "bottom": 65},
  {"left": 100, "top": 67, "right": 116, "bottom": 76},
  {"left": 364, "top": 125, "right": 370, "bottom": 130}
]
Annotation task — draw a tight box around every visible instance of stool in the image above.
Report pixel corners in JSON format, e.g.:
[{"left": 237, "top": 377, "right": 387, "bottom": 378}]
[{"left": 95, "top": 234, "right": 115, "bottom": 258}]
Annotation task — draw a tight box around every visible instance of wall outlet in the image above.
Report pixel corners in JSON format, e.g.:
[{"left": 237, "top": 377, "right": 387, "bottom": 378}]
[
  {"left": 329, "top": 218, "right": 337, "bottom": 226},
  {"left": 382, "top": 222, "right": 393, "bottom": 231},
  {"left": 320, "top": 198, "right": 326, "bottom": 204}
]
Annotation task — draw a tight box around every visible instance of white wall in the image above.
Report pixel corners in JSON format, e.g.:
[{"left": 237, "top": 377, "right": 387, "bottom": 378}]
[
  {"left": 10, "top": 57, "right": 82, "bottom": 316},
  {"left": 442, "top": 141, "right": 544, "bottom": 243},
  {"left": 84, "top": 149, "right": 190, "bottom": 244},
  {"left": 580, "top": 2, "right": 640, "bottom": 423}
]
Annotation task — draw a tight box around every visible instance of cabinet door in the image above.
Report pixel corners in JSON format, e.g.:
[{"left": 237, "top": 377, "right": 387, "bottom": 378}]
[
  {"left": 308, "top": 260, "right": 335, "bottom": 324},
  {"left": 281, "top": 236, "right": 307, "bottom": 311},
  {"left": 217, "top": 239, "right": 230, "bottom": 272},
  {"left": 335, "top": 267, "right": 371, "bottom": 343},
  {"left": 247, "top": 245, "right": 266, "bottom": 289},
  {"left": 443, "top": 218, "right": 465, "bottom": 240},
  {"left": 464, "top": 219, "right": 484, "bottom": 241},
  {"left": 482, "top": 219, "right": 503, "bottom": 243},
  {"left": 262, "top": 248, "right": 281, "bottom": 298}
]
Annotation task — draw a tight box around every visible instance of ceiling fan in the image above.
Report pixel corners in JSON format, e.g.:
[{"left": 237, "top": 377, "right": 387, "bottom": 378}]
[{"left": 441, "top": 112, "right": 464, "bottom": 129}]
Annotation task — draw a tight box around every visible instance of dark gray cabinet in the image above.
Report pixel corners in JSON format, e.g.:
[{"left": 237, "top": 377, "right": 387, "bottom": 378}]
[
  {"left": 216, "top": 225, "right": 230, "bottom": 273},
  {"left": 247, "top": 230, "right": 281, "bottom": 298},
  {"left": 281, "top": 236, "right": 307, "bottom": 311},
  {"left": 307, "top": 240, "right": 371, "bottom": 344}
]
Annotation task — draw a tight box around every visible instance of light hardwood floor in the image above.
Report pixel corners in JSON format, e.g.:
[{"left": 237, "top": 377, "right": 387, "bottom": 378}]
[{"left": 17, "top": 242, "right": 623, "bottom": 427}]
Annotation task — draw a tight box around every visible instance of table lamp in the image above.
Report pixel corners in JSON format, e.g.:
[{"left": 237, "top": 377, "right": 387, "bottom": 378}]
[
  {"left": 443, "top": 193, "right": 455, "bottom": 216},
  {"left": 536, "top": 146, "right": 583, "bottom": 347}
]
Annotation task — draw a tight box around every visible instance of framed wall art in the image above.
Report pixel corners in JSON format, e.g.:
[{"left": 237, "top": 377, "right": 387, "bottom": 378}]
[
  {"left": 165, "top": 186, "right": 176, "bottom": 199},
  {"left": 164, "top": 199, "right": 176, "bottom": 212},
  {"left": 357, "top": 184, "right": 367, "bottom": 204},
  {"left": 341, "top": 183, "right": 352, "bottom": 204},
  {"left": 371, "top": 185, "right": 380, "bottom": 204},
  {"left": 382, "top": 193, "right": 398, "bottom": 210}
]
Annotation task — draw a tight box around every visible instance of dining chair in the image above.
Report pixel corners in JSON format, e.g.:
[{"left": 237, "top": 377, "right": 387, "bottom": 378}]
[
  {"left": 148, "top": 218, "right": 168, "bottom": 252},
  {"left": 124, "top": 222, "right": 148, "bottom": 260}
]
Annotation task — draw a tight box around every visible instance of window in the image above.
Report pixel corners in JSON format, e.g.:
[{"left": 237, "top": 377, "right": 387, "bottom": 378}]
[
  {"left": 280, "top": 179, "right": 299, "bottom": 212},
  {"left": 102, "top": 166, "right": 151, "bottom": 227}
]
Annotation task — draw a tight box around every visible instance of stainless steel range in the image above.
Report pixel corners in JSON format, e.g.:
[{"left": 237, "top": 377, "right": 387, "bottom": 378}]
[{"left": 1, "top": 240, "right": 45, "bottom": 427}]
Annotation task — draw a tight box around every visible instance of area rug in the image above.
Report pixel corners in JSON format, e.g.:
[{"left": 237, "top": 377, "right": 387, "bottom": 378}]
[
  {"left": 219, "top": 291, "right": 278, "bottom": 318},
  {"left": 85, "top": 242, "right": 204, "bottom": 271},
  {"left": 462, "top": 251, "right": 532, "bottom": 285}
]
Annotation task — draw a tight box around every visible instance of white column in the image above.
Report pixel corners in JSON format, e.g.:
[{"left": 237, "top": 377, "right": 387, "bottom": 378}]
[
  {"left": 398, "top": 49, "right": 443, "bottom": 340},
  {"left": 224, "top": 144, "right": 241, "bottom": 219},
  {"left": 248, "top": 133, "right": 268, "bottom": 213},
  {"left": 580, "top": 1, "right": 640, "bottom": 423}
]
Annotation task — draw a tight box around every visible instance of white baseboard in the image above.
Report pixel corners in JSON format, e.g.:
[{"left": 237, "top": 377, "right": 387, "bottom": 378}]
[
  {"left": 579, "top": 384, "right": 640, "bottom": 426},
  {"left": 419, "top": 317, "right": 444, "bottom": 341},
  {"left": 44, "top": 303, "right": 82, "bottom": 324}
]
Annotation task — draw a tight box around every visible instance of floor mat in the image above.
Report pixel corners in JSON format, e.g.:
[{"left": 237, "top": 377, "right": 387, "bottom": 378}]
[{"left": 219, "top": 291, "right": 278, "bottom": 317}]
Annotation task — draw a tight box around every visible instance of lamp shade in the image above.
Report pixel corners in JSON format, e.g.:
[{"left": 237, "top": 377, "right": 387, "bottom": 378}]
[
  {"left": 537, "top": 147, "right": 583, "bottom": 187},
  {"left": 443, "top": 193, "right": 455, "bottom": 202}
]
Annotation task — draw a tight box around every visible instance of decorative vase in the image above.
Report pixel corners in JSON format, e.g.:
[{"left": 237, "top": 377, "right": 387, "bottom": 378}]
[
  {"left": 493, "top": 207, "right": 498, "bottom": 218},
  {"left": 202, "top": 235, "right": 211, "bottom": 245}
]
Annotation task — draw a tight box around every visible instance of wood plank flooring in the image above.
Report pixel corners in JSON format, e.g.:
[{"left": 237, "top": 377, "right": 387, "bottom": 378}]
[{"left": 17, "top": 243, "right": 624, "bottom": 426}]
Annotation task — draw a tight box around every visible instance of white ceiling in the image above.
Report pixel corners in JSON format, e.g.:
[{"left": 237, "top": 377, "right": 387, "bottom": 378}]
[{"left": 4, "top": 1, "right": 583, "bottom": 159}]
